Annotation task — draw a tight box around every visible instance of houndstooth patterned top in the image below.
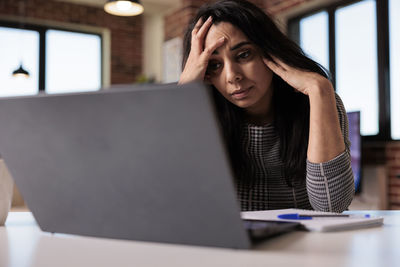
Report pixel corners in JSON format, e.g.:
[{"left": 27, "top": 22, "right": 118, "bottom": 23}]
[{"left": 236, "top": 94, "right": 355, "bottom": 212}]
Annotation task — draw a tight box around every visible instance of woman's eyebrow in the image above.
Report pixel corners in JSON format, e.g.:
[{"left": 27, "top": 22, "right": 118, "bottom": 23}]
[
  {"left": 212, "top": 41, "right": 252, "bottom": 55},
  {"left": 230, "top": 41, "right": 252, "bottom": 51}
]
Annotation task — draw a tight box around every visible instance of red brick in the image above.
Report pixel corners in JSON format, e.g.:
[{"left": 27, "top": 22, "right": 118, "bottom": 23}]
[
  {"left": 390, "top": 204, "right": 400, "bottom": 210},
  {"left": 389, "top": 178, "right": 400, "bottom": 187},
  {"left": 387, "top": 142, "right": 400, "bottom": 149},
  {"left": 389, "top": 185, "right": 400, "bottom": 194},
  {"left": 389, "top": 193, "right": 400, "bottom": 203}
]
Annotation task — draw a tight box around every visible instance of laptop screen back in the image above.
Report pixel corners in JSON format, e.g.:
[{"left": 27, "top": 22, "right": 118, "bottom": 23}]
[{"left": 0, "top": 83, "right": 251, "bottom": 249}]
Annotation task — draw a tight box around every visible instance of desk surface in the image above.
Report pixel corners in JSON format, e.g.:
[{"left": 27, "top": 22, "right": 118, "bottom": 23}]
[{"left": 1, "top": 210, "right": 400, "bottom": 267}]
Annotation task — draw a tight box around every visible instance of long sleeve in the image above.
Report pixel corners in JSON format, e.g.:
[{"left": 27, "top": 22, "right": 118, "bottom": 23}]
[{"left": 306, "top": 94, "right": 355, "bottom": 212}]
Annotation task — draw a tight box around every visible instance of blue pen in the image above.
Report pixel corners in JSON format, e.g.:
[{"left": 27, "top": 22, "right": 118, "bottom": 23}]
[
  {"left": 278, "top": 213, "right": 351, "bottom": 220},
  {"left": 277, "top": 213, "right": 371, "bottom": 220}
]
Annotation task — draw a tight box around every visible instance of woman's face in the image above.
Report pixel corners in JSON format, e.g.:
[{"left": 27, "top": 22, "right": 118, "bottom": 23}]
[{"left": 204, "top": 22, "right": 274, "bottom": 117}]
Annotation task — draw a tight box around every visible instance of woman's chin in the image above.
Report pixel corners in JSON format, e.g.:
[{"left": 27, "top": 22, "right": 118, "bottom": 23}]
[{"left": 231, "top": 99, "right": 253, "bottom": 109}]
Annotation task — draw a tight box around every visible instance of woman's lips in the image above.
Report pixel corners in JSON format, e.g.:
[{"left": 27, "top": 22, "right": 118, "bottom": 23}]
[{"left": 231, "top": 86, "right": 253, "bottom": 100}]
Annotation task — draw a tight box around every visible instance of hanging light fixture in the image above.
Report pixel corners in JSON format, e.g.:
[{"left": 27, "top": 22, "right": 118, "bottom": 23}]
[
  {"left": 11, "top": 0, "right": 30, "bottom": 79},
  {"left": 12, "top": 63, "right": 30, "bottom": 78},
  {"left": 104, "top": 0, "right": 144, "bottom": 16}
]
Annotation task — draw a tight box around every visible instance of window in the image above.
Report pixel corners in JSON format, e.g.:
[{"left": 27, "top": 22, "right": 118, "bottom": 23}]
[
  {"left": 0, "top": 22, "right": 102, "bottom": 97},
  {"left": 0, "top": 27, "right": 39, "bottom": 96},
  {"left": 335, "top": 0, "right": 378, "bottom": 136},
  {"left": 299, "top": 11, "right": 329, "bottom": 70},
  {"left": 289, "top": 0, "right": 396, "bottom": 140},
  {"left": 389, "top": 0, "right": 400, "bottom": 139},
  {"left": 46, "top": 30, "right": 101, "bottom": 94}
]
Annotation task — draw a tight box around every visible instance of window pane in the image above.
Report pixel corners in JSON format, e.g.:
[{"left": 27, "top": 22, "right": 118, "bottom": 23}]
[
  {"left": 390, "top": 0, "right": 400, "bottom": 139},
  {"left": 0, "top": 27, "right": 39, "bottom": 97},
  {"left": 46, "top": 30, "right": 101, "bottom": 94},
  {"left": 335, "top": 0, "right": 378, "bottom": 136},
  {"left": 299, "top": 11, "right": 329, "bottom": 70}
]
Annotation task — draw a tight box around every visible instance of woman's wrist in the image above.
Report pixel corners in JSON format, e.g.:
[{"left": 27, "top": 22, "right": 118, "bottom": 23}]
[{"left": 307, "top": 79, "right": 335, "bottom": 103}]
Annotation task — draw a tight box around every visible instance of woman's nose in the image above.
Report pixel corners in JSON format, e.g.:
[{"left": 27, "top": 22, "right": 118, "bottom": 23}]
[{"left": 225, "top": 63, "right": 242, "bottom": 84}]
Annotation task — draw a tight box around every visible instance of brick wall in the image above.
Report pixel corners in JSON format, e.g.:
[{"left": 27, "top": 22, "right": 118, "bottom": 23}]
[
  {"left": 0, "top": 0, "right": 143, "bottom": 84},
  {"left": 363, "top": 142, "right": 400, "bottom": 210},
  {"left": 386, "top": 143, "right": 400, "bottom": 209},
  {"left": 164, "top": 0, "right": 269, "bottom": 41},
  {"left": 264, "top": 0, "right": 310, "bottom": 15},
  {"left": 164, "top": 0, "right": 311, "bottom": 41}
]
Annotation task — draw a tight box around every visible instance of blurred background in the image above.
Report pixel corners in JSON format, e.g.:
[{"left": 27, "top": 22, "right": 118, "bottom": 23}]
[{"left": 0, "top": 0, "right": 399, "bottom": 210}]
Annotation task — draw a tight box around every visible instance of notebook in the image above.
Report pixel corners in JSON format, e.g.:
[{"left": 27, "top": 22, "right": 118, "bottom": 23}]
[
  {"left": 242, "top": 208, "right": 384, "bottom": 232},
  {"left": 0, "top": 82, "right": 300, "bottom": 249}
]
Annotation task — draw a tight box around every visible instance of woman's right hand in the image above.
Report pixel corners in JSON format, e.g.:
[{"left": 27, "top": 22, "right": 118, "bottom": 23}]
[{"left": 178, "top": 16, "right": 225, "bottom": 84}]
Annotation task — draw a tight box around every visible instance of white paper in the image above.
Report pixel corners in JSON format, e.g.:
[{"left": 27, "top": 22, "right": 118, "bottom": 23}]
[{"left": 241, "top": 208, "right": 384, "bottom": 232}]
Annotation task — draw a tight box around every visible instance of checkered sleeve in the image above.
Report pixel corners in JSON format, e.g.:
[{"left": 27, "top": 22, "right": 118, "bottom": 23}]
[{"left": 306, "top": 93, "right": 355, "bottom": 212}]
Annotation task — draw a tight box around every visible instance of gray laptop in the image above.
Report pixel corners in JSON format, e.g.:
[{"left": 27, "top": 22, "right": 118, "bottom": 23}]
[{"left": 0, "top": 83, "right": 299, "bottom": 249}]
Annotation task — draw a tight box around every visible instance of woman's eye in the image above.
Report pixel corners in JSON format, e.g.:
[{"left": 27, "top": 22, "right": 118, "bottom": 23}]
[
  {"left": 207, "top": 62, "right": 222, "bottom": 73},
  {"left": 237, "top": 50, "right": 251, "bottom": 60}
]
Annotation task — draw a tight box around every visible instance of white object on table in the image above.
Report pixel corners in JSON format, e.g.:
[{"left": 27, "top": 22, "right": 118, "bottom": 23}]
[
  {"left": 241, "top": 208, "right": 384, "bottom": 231},
  {"left": 0, "top": 158, "right": 13, "bottom": 225}
]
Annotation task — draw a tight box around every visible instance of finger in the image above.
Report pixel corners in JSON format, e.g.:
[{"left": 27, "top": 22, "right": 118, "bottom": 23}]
[
  {"left": 269, "top": 55, "right": 291, "bottom": 71},
  {"left": 196, "top": 16, "right": 213, "bottom": 41},
  {"left": 191, "top": 17, "right": 207, "bottom": 52},
  {"left": 263, "top": 57, "right": 287, "bottom": 77},
  {"left": 191, "top": 17, "right": 212, "bottom": 52},
  {"left": 192, "top": 17, "right": 204, "bottom": 36},
  {"left": 203, "top": 37, "right": 225, "bottom": 56}
]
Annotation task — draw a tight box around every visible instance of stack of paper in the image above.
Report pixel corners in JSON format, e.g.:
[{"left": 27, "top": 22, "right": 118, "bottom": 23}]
[{"left": 241, "top": 209, "right": 384, "bottom": 232}]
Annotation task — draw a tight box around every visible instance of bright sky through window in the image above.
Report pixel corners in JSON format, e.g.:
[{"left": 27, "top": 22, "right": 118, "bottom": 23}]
[
  {"left": 335, "top": 0, "right": 378, "bottom": 136},
  {"left": 390, "top": 0, "right": 400, "bottom": 140},
  {"left": 45, "top": 30, "right": 101, "bottom": 94},
  {"left": 300, "top": 11, "right": 329, "bottom": 70},
  {"left": 0, "top": 27, "right": 39, "bottom": 97}
]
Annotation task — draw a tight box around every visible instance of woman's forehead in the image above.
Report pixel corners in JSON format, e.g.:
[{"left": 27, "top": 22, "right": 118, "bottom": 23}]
[{"left": 205, "top": 22, "right": 249, "bottom": 47}]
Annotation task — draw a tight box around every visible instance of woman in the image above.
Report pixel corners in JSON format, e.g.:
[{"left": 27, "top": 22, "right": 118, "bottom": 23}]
[{"left": 179, "top": 0, "right": 354, "bottom": 212}]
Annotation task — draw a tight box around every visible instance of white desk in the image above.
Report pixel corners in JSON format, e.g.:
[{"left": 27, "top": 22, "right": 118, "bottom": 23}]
[{"left": 1, "top": 210, "right": 400, "bottom": 267}]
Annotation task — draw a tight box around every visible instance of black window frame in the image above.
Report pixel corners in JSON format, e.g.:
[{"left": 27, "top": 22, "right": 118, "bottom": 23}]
[
  {"left": 0, "top": 20, "right": 103, "bottom": 92},
  {"left": 288, "top": 0, "right": 391, "bottom": 142}
]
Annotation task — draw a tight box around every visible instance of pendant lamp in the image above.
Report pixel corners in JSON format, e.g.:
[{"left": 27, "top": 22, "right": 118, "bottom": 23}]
[
  {"left": 11, "top": 0, "right": 30, "bottom": 79},
  {"left": 12, "top": 63, "right": 30, "bottom": 78},
  {"left": 104, "top": 0, "right": 144, "bottom": 16}
]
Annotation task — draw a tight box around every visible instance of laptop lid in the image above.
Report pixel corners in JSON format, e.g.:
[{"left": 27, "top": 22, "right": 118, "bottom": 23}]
[{"left": 0, "top": 83, "right": 251, "bottom": 249}]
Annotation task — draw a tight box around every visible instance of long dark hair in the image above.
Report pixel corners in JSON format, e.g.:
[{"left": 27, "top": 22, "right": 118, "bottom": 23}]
[{"left": 182, "top": 0, "right": 329, "bottom": 186}]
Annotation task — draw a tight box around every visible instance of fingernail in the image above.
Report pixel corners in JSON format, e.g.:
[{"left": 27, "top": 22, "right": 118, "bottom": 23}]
[
  {"left": 207, "top": 16, "right": 212, "bottom": 22},
  {"left": 219, "top": 37, "right": 225, "bottom": 42}
]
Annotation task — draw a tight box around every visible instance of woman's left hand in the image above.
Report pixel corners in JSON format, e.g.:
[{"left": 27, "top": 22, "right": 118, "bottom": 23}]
[
  {"left": 264, "top": 56, "right": 345, "bottom": 163},
  {"left": 263, "top": 56, "right": 333, "bottom": 96}
]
